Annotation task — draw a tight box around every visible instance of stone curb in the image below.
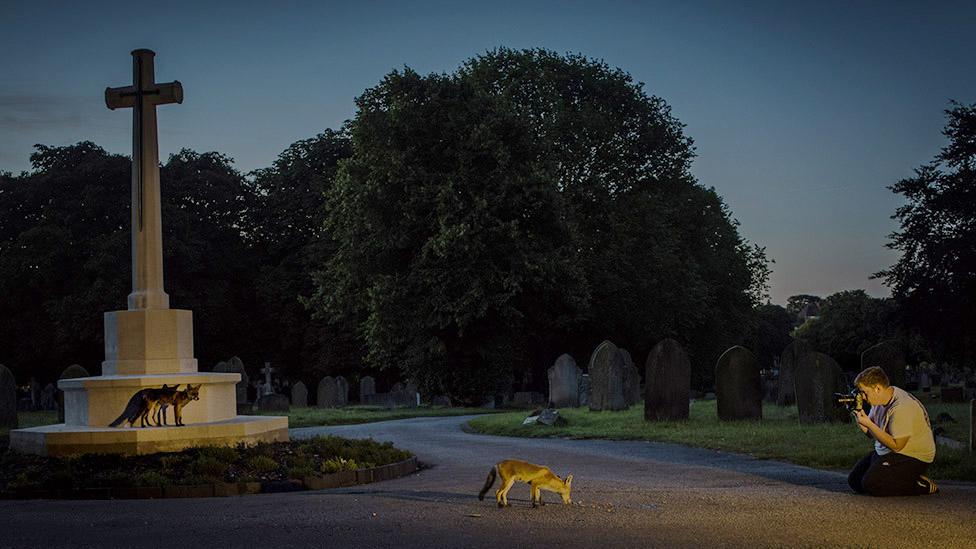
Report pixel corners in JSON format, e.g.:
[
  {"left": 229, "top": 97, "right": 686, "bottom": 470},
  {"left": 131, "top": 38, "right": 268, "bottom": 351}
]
[{"left": 0, "top": 456, "right": 418, "bottom": 500}]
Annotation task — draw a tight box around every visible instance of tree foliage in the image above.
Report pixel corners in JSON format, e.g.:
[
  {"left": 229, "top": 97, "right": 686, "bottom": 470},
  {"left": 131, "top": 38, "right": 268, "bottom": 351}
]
[
  {"left": 793, "top": 290, "right": 898, "bottom": 370},
  {"left": 309, "top": 49, "right": 770, "bottom": 400},
  {"left": 876, "top": 101, "right": 976, "bottom": 367}
]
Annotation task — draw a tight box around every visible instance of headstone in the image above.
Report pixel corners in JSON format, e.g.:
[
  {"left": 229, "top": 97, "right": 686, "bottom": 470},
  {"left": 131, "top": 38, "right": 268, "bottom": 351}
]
[
  {"left": 588, "top": 341, "right": 627, "bottom": 411},
  {"left": 359, "top": 376, "right": 376, "bottom": 403},
  {"left": 391, "top": 382, "right": 405, "bottom": 393},
  {"left": 291, "top": 381, "right": 308, "bottom": 407},
  {"left": 40, "top": 383, "right": 57, "bottom": 410},
  {"left": 57, "top": 364, "right": 90, "bottom": 423},
  {"left": 213, "top": 356, "right": 249, "bottom": 405},
  {"left": 363, "top": 391, "right": 418, "bottom": 408},
  {"left": 317, "top": 377, "right": 340, "bottom": 408},
  {"left": 548, "top": 354, "right": 581, "bottom": 408},
  {"left": 335, "top": 376, "right": 350, "bottom": 406},
  {"left": 619, "top": 349, "right": 642, "bottom": 406},
  {"left": 644, "top": 338, "right": 691, "bottom": 421},
  {"left": 0, "top": 364, "right": 17, "bottom": 428},
  {"left": 860, "top": 341, "right": 907, "bottom": 389},
  {"left": 29, "top": 377, "right": 42, "bottom": 411},
  {"left": 431, "top": 395, "right": 452, "bottom": 407},
  {"left": 920, "top": 372, "right": 932, "bottom": 392},
  {"left": 256, "top": 393, "right": 290, "bottom": 412},
  {"left": 578, "top": 374, "right": 590, "bottom": 407},
  {"left": 260, "top": 362, "right": 276, "bottom": 395},
  {"left": 794, "top": 352, "right": 847, "bottom": 423},
  {"left": 715, "top": 346, "right": 762, "bottom": 421},
  {"left": 777, "top": 339, "right": 811, "bottom": 406}
]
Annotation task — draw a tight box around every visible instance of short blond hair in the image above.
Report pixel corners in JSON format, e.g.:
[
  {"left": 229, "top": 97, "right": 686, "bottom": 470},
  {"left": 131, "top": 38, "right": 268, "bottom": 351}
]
[{"left": 854, "top": 366, "right": 890, "bottom": 388}]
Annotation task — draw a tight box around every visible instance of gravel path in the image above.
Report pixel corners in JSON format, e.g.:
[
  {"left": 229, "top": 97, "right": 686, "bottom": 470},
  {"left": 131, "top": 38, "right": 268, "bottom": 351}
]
[{"left": 2, "top": 415, "right": 974, "bottom": 548}]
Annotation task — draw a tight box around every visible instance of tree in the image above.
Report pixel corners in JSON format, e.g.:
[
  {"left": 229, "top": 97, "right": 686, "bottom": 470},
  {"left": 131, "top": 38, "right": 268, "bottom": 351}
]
[
  {"left": 743, "top": 304, "right": 794, "bottom": 370},
  {"left": 876, "top": 101, "right": 976, "bottom": 368},
  {"left": 793, "top": 290, "right": 899, "bottom": 370},
  {"left": 309, "top": 49, "right": 769, "bottom": 400}
]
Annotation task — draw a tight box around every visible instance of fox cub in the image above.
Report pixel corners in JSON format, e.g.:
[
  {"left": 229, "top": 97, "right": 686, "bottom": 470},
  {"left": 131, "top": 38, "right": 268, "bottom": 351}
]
[
  {"left": 478, "top": 459, "right": 573, "bottom": 508},
  {"left": 109, "top": 384, "right": 201, "bottom": 428}
]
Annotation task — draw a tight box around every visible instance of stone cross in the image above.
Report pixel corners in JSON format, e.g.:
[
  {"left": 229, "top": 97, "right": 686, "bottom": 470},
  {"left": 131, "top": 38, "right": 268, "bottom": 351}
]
[
  {"left": 261, "top": 362, "right": 276, "bottom": 394},
  {"left": 105, "top": 49, "right": 183, "bottom": 311}
]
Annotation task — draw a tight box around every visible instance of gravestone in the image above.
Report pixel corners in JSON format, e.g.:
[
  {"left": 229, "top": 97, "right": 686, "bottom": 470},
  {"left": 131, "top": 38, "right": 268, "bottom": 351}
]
[
  {"left": 547, "top": 354, "right": 581, "bottom": 408},
  {"left": 335, "top": 376, "right": 350, "bottom": 407},
  {"left": 513, "top": 391, "right": 545, "bottom": 408},
  {"left": 359, "top": 376, "right": 376, "bottom": 403},
  {"left": 860, "top": 341, "right": 907, "bottom": 389},
  {"left": 620, "top": 349, "right": 642, "bottom": 406},
  {"left": 0, "top": 364, "right": 17, "bottom": 428},
  {"left": 364, "top": 391, "right": 418, "bottom": 408},
  {"left": 40, "top": 384, "right": 57, "bottom": 410},
  {"left": 213, "top": 356, "right": 249, "bottom": 406},
  {"left": 291, "top": 381, "right": 308, "bottom": 407},
  {"left": 29, "top": 378, "right": 42, "bottom": 411},
  {"left": 794, "top": 352, "right": 847, "bottom": 423},
  {"left": 644, "top": 338, "right": 691, "bottom": 421},
  {"left": 715, "top": 346, "right": 762, "bottom": 421},
  {"left": 391, "top": 382, "right": 405, "bottom": 393},
  {"left": 777, "top": 339, "right": 811, "bottom": 406},
  {"left": 256, "top": 393, "right": 290, "bottom": 412},
  {"left": 588, "top": 340, "right": 627, "bottom": 411},
  {"left": 578, "top": 374, "right": 590, "bottom": 407},
  {"left": 431, "top": 395, "right": 452, "bottom": 407},
  {"left": 57, "top": 364, "right": 90, "bottom": 423},
  {"left": 317, "top": 377, "right": 340, "bottom": 408},
  {"left": 260, "top": 363, "right": 277, "bottom": 396}
]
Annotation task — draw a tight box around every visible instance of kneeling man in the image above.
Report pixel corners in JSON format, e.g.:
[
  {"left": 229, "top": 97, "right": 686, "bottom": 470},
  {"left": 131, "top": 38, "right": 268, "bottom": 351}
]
[{"left": 848, "top": 366, "right": 938, "bottom": 496}]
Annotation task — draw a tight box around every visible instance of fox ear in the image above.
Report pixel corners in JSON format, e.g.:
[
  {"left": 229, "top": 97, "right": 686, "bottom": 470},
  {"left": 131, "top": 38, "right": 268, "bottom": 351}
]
[{"left": 565, "top": 474, "right": 573, "bottom": 485}]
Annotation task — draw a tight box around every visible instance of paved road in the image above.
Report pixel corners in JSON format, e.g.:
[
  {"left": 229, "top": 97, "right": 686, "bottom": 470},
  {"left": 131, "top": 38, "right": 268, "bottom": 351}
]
[{"left": 2, "top": 415, "right": 975, "bottom": 548}]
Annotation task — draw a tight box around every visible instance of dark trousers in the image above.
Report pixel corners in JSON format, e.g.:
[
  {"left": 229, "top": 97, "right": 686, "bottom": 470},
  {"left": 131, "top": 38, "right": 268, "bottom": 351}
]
[{"left": 848, "top": 451, "right": 931, "bottom": 496}]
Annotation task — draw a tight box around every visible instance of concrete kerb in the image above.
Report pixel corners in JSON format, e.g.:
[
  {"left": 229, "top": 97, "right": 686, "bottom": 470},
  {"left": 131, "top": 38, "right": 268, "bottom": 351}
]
[{"left": 0, "top": 456, "right": 418, "bottom": 500}]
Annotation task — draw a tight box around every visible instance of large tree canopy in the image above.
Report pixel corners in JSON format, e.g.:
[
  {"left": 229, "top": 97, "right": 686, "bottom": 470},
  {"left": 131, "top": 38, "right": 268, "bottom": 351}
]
[
  {"left": 793, "top": 290, "right": 899, "bottom": 370},
  {"left": 309, "top": 49, "right": 769, "bottom": 401},
  {"left": 877, "top": 101, "right": 976, "bottom": 367}
]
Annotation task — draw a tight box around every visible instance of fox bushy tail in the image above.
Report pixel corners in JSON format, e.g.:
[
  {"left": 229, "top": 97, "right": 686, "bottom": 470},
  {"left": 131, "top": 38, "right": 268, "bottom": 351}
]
[
  {"left": 478, "top": 466, "right": 497, "bottom": 500},
  {"left": 108, "top": 392, "right": 143, "bottom": 427}
]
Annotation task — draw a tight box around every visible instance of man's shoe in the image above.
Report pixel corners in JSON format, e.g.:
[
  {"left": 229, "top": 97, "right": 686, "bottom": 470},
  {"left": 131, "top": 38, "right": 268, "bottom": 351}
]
[{"left": 918, "top": 475, "right": 939, "bottom": 494}]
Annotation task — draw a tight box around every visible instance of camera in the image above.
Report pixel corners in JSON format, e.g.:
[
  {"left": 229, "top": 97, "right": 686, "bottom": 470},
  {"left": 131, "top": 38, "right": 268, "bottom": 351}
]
[{"left": 834, "top": 389, "right": 865, "bottom": 414}]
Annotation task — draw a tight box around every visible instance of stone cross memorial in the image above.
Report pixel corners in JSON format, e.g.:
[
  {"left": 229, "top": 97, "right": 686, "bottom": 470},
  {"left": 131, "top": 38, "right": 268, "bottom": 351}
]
[{"left": 9, "top": 49, "right": 288, "bottom": 456}]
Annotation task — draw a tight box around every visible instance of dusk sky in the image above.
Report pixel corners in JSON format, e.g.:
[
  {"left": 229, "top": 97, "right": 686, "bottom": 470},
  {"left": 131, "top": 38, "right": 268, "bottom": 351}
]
[{"left": 2, "top": 0, "right": 974, "bottom": 305}]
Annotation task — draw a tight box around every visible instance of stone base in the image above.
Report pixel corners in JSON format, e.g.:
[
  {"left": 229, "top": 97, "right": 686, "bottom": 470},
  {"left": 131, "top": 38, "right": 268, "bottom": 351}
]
[
  {"left": 9, "top": 416, "right": 288, "bottom": 457},
  {"left": 103, "top": 308, "right": 196, "bottom": 375}
]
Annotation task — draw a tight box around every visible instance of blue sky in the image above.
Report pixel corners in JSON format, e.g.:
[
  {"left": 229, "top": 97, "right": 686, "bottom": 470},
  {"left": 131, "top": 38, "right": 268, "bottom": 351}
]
[{"left": 2, "top": 0, "right": 974, "bottom": 304}]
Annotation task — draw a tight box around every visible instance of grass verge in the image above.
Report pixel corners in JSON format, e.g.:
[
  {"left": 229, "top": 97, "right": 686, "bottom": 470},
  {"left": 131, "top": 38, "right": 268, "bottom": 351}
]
[
  {"left": 258, "top": 405, "right": 502, "bottom": 428},
  {"left": 466, "top": 400, "right": 976, "bottom": 482}
]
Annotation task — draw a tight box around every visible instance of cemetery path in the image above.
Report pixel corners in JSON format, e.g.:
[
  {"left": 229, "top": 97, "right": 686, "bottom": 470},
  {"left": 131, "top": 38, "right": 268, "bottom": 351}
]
[{"left": 3, "top": 415, "right": 975, "bottom": 548}]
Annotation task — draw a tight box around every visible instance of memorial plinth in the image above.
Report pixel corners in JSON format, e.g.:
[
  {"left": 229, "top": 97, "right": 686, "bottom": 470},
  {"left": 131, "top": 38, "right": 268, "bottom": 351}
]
[{"left": 9, "top": 49, "right": 287, "bottom": 456}]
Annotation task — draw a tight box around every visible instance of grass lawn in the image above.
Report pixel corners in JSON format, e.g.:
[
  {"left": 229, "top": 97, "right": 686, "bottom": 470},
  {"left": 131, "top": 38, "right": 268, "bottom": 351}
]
[
  {"left": 467, "top": 400, "right": 976, "bottom": 482},
  {"left": 258, "top": 405, "right": 502, "bottom": 428}
]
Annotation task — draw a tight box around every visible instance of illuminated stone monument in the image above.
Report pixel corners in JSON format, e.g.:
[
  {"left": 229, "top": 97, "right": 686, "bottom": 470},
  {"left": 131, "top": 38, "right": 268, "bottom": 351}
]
[{"left": 10, "top": 49, "right": 288, "bottom": 456}]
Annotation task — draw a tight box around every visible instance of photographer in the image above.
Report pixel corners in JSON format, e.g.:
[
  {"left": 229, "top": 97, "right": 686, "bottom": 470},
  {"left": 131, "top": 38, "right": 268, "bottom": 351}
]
[{"left": 847, "top": 366, "right": 938, "bottom": 496}]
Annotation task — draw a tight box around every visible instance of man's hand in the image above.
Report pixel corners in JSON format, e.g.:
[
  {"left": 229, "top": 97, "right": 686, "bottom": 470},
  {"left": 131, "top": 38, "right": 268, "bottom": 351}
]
[{"left": 855, "top": 410, "right": 873, "bottom": 434}]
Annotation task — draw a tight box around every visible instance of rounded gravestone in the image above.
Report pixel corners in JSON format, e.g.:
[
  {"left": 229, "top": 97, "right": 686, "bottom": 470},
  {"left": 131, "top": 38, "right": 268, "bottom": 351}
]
[
  {"left": 777, "top": 339, "right": 811, "bottom": 406},
  {"left": 291, "top": 381, "right": 308, "bottom": 407},
  {"left": 588, "top": 341, "right": 627, "bottom": 411},
  {"left": 644, "top": 338, "right": 691, "bottom": 421},
  {"left": 794, "top": 352, "right": 848, "bottom": 423},
  {"left": 0, "top": 364, "right": 17, "bottom": 428},
  {"left": 335, "top": 376, "right": 350, "bottom": 407},
  {"left": 548, "top": 354, "right": 581, "bottom": 408},
  {"left": 57, "top": 364, "right": 90, "bottom": 423},
  {"left": 860, "top": 341, "right": 907, "bottom": 389},
  {"left": 578, "top": 374, "right": 590, "bottom": 407},
  {"left": 256, "top": 393, "right": 290, "bottom": 412},
  {"left": 359, "top": 376, "right": 376, "bottom": 403},
  {"left": 214, "top": 356, "right": 249, "bottom": 405},
  {"left": 715, "top": 346, "right": 762, "bottom": 421},
  {"left": 318, "top": 377, "right": 339, "bottom": 408},
  {"left": 619, "top": 349, "right": 642, "bottom": 407}
]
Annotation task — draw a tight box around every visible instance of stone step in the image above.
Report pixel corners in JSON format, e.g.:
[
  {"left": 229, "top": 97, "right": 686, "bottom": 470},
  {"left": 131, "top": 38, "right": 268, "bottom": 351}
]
[{"left": 9, "top": 415, "right": 288, "bottom": 457}]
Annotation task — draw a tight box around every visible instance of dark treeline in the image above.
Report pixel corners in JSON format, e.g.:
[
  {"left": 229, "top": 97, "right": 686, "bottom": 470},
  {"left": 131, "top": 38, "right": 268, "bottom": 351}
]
[{"left": 1, "top": 50, "right": 971, "bottom": 402}]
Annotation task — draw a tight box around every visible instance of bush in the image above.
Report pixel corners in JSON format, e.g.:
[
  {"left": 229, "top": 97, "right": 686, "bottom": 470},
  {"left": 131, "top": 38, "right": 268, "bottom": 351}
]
[{"left": 245, "top": 455, "right": 280, "bottom": 474}]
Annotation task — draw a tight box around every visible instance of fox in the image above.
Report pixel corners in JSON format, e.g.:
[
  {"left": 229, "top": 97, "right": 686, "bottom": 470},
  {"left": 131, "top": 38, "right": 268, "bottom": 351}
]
[
  {"left": 108, "top": 384, "right": 180, "bottom": 428},
  {"left": 478, "top": 459, "right": 573, "bottom": 508},
  {"left": 155, "top": 384, "right": 201, "bottom": 427}
]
